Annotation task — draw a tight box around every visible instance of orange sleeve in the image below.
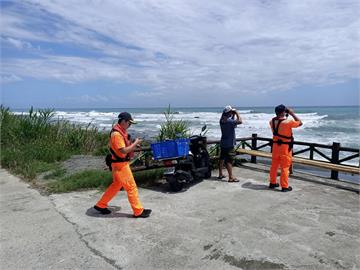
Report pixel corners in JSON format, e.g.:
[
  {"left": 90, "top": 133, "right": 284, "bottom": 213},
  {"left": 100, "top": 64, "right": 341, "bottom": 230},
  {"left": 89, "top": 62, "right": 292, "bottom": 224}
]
[
  {"left": 110, "top": 132, "right": 126, "bottom": 158},
  {"left": 290, "top": 120, "right": 301, "bottom": 128}
]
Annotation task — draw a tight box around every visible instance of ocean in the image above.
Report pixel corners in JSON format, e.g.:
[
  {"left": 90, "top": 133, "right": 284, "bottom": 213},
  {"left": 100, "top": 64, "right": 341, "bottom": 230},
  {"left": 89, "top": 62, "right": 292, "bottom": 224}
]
[
  {"left": 14, "top": 106, "right": 358, "bottom": 145},
  {"left": 13, "top": 106, "right": 360, "bottom": 169}
]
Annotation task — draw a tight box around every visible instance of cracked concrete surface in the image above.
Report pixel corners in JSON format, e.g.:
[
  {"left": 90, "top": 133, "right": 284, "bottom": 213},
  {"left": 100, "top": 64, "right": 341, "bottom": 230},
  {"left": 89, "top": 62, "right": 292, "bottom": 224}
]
[
  {"left": 0, "top": 169, "right": 116, "bottom": 270},
  {"left": 1, "top": 166, "right": 359, "bottom": 270}
]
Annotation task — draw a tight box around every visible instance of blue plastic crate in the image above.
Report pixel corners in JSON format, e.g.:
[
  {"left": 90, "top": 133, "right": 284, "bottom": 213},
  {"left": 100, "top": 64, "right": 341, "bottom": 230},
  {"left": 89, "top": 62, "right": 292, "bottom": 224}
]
[
  {"left": 151, "top": 140, "right": 177, "bottom": 160},
  {"left": 175, "top": 138, "right": 190, "bottom": 157},
  {"left": 151, "top": 138, "right": 189, "bottom": 160}
]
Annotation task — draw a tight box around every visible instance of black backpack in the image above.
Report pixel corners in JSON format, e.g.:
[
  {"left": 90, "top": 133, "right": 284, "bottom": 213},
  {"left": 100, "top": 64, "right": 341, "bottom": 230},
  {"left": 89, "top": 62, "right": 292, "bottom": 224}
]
[{"left": 105, "top": 154, "right": 113, "bottom": 171}]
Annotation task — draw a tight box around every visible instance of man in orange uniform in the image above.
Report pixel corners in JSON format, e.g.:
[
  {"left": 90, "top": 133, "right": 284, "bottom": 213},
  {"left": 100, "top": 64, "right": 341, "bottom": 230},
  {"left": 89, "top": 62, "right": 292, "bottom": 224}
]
[
  {"left": 94, "top": 112, "right": 152, "bottom": 218},
  {"left": 269, "top": 105, "right": 302, "bottom": 192}
]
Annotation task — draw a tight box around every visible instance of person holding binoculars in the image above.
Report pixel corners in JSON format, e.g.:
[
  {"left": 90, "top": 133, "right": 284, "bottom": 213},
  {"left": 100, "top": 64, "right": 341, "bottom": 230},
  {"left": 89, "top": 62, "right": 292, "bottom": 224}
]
[
  {"left": 269, "top": 105, "right": 302, "bottom": 192},
  {"left": 218, "top": 105, "right": 243, "bottom": 182}
]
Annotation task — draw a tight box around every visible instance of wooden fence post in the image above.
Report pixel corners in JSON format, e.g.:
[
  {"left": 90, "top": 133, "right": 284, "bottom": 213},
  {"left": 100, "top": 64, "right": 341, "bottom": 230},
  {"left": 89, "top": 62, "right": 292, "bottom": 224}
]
[
  {"left": 251, "top": 133, "right": 257, "bottom": 164},
  {"left": 310, "top": 145, "right": 314, "bottom": 160},
  {"left": 331, "top": 142, "right": 340, "bottom": 180}
]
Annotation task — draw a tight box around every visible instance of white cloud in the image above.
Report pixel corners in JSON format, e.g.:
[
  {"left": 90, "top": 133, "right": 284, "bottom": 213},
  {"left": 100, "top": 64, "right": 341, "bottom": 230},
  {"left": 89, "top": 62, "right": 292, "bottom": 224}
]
[
  {"left": 1, "top": 0, "right": 359, "bottom": 100},
  {"left": 2, "top": 37, "right": 33, "bottom": 49},
  {"left": 1, "top": 73, "right": 22, "bottom": 84}
]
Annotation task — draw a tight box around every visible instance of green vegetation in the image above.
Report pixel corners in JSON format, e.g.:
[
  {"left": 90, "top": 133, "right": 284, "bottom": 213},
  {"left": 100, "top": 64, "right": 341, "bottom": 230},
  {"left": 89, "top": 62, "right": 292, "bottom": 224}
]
[
  {"left": 43, "top": 167, "right": 67, "bottom": 180},
  {"left": 133, "top": 168, "right": 165, "bottom": 186},
  {"left": 46, "top": 168, "right": 164, "bottom": 193},
  {"left": 156, "top": 105, "right": 190, "bottom": 141},
  {"left": 0, "top": 106, "right": 165, "bottom": 194},
  {"left": 0, "top": 106, "right": 108, "bottom": 180},
  {"left": 47, "top": 170, "right": 112, "bottom": 193}
]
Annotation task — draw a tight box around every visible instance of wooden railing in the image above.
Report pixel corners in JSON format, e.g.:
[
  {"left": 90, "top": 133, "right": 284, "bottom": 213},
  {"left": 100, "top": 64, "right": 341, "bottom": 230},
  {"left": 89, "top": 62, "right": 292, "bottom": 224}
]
[
  {"left": 130, "top": 134, "right": 359, "bottom": 180},
  {"left": 208, "top": 133, "right": 359, "bottom": 180}
]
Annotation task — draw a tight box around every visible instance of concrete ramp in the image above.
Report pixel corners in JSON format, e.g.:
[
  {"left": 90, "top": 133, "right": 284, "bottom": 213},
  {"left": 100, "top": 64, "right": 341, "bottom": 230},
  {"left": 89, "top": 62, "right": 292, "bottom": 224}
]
[
  {"left": 0, "top": 169, "right": 115, "bottom": 270},
  {"left": 1, "top": 166, "right": 359, "bottom": 269}
]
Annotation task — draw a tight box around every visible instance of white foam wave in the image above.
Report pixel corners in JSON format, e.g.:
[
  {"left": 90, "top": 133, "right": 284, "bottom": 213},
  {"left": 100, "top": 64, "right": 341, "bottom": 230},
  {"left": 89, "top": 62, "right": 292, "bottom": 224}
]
[
  {"left": 10, "top": 109, "right": 359, "bottom": 149},
  {"left": 237, "top": 110, "right": 253, "bottom": 114},
  {"left": 13, "top": 111, "right": 29, "bottom": 115}
]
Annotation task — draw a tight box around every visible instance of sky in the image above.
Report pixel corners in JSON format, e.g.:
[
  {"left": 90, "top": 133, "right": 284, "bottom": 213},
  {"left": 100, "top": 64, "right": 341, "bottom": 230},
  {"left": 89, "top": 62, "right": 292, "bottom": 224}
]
[{"left": 1, "top": 0, "right": 359, "bottom": 109}]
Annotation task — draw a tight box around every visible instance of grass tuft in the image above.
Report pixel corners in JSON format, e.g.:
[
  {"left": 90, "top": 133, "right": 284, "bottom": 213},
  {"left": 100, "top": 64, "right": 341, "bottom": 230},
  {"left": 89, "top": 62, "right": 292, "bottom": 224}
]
[
  {"left": 0, "top": 106, "right": 108, "bottom": 178},
  {"left": 43, "top": 167, "right": 67, "bottom": 180},
  {"left": 47, "top": 170, "right": 112, "bottom": 193},
  {"left": 156, "top": 104, "right": 190, "bottom": 141},
  {"left": 46, "top": 168, "right": 164, "bottom": 193}
]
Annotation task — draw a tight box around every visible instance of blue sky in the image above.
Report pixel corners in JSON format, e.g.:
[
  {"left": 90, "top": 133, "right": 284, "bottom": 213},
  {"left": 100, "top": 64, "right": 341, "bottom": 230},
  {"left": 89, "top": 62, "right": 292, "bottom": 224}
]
[{"left": 1, "top": 0, "right": 359, "bottom": 108}]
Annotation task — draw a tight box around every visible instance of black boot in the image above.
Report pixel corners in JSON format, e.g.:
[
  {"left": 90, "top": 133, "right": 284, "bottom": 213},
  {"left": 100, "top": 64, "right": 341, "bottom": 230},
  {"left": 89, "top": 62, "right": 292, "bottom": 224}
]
[
  {"left": 281, "top": 186, "right": 293, "bottom": 192},
  {"left": 134, "top": 209, "right": 152, "bottom": 218},
  {"left": 94, "top": 205, "right": 111, "bottom": 215},
  {"left": 269, "top": 183, "right": 280, "bottom": 189}
]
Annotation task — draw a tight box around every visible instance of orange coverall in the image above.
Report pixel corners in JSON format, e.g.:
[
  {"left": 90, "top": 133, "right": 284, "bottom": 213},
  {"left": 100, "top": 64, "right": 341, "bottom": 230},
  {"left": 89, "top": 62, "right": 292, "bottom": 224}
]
[
  {"left": 269, "top": 118, "right": 301, "bottom": 188},
  {"left": 96, "top": 131, "right": 144, "bottom": 216}
]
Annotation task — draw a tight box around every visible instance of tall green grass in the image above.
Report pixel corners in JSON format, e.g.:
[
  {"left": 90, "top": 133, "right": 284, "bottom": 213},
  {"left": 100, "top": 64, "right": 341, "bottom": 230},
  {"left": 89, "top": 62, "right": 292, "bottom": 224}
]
[
  {"left": 156, "top": 105, "right": 190, "bottom": 141},
  {"left": 0, "top": 106, "right": 108, "bottom": 179}
]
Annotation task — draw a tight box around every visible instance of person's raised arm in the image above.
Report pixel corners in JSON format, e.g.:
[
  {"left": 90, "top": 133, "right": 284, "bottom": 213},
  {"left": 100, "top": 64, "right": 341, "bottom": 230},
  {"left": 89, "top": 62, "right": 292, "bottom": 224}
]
[
  {"left": 287, "top": 108, "right": 302, "bottom": 126},
  {"left": 233, "top": 110, "right": 242, "bottom": 124}
]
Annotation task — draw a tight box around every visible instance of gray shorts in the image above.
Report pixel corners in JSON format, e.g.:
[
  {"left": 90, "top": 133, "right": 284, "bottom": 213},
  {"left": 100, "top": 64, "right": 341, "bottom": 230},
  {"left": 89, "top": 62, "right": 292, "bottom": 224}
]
[{"left": 220, "top": 147, "right": 235, "bottom": 163}]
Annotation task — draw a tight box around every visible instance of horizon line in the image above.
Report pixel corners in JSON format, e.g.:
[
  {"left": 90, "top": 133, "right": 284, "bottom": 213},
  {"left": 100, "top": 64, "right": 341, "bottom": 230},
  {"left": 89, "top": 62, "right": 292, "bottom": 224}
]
[{"left": 5, "top": 104, "right": 360, "bottom": 110}]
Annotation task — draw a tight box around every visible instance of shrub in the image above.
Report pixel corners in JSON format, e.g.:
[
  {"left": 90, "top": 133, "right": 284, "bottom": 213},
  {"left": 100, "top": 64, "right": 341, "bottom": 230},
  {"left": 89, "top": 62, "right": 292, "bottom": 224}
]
[{"left": 156, "top": 105, "right": 190, "bottom": 141}]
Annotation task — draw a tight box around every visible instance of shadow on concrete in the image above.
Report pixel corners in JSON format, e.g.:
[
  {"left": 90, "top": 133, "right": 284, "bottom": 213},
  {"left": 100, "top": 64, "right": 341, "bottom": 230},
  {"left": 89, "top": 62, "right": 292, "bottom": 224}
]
[
  {"left": 85, "top": 206, "right": 133, "bottom": 218},
  {"left": 241, "top": 181, "right": 276, "bottom": 191},
  {"left": 140, "top": 179, "right": 203, "bottom": 194},
  {"left": 238, "top": 164, "right": 359, "bottom": 194}
]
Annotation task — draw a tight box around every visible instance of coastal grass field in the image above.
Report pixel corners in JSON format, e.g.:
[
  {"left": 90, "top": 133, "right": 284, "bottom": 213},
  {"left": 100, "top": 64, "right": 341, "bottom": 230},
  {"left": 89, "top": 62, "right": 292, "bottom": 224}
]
[{"left": 0, "top": 106, "right": 164, "bottom": 193}]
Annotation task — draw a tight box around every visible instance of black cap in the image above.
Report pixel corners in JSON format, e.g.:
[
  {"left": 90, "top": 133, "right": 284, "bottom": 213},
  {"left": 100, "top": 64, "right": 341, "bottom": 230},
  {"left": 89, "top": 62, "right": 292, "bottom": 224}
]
[
  {"left": 118, "top": 112, "right": 136, "bottom": 124},
  {"left": 275, "top": 104, "right": 286, "bottom": 115}
]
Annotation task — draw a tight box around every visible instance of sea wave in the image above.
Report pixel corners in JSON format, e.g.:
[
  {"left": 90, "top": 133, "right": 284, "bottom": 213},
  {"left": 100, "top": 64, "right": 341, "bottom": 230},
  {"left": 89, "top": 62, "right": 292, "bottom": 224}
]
[{"left": 11, "top": 108, "right": 359, "bottom": 149}]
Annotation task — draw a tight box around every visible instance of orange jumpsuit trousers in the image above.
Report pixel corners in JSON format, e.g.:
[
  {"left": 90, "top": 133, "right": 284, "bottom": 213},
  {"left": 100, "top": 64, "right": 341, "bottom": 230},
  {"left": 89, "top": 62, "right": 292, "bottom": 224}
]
[
  {"left": 269, "top": 119, "right": 301, "bottom": 188},
  {"left": 269, "top": 144, "right": 292, "bottom": 188},
  {"left": 96, "top": 162, "right": 144, "bottom": 216}
]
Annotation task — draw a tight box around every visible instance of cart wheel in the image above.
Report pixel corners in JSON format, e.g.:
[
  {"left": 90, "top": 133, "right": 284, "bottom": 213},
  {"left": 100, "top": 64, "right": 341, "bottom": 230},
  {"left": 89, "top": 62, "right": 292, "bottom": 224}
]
[
  {"left": 169, "top": 179, "right": 183, "bottom": 192},
  {"left": 169, "top": 171, "right": 190, "bottom": 192}
]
